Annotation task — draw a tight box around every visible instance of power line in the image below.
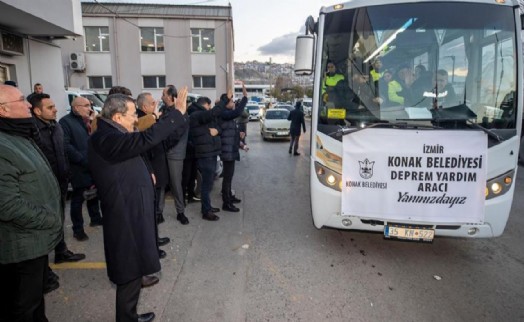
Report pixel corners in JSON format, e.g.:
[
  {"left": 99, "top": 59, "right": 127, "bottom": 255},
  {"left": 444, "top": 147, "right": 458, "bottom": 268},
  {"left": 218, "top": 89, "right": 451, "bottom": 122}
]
[{"left": 91, "top": 0, "right": 228, "bottom": 40}]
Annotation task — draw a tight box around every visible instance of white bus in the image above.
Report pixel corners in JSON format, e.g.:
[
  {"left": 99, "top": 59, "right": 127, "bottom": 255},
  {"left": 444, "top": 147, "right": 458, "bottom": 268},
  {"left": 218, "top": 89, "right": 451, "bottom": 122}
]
[{"left": 295, "top": 0, "right": 523, "bottom": 241}]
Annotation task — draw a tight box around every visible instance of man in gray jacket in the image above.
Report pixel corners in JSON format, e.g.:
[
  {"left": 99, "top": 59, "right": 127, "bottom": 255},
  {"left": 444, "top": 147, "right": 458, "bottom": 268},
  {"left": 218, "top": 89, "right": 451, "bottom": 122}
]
[
  {"left": 0, "top": 84, "right": 62, "bottom": 321},
  {"left": 162, "top": 85, "right": 190, "bottom": 225}
]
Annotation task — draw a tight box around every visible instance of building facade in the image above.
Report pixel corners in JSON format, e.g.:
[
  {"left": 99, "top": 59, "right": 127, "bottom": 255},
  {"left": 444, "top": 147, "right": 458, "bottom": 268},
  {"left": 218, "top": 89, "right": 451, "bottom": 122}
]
[
  {"left": 0, "top": 0, "right": 83, "bottom": 117},
  {"left": 56, "top": 2, "right": 234, "bottom": 100}
]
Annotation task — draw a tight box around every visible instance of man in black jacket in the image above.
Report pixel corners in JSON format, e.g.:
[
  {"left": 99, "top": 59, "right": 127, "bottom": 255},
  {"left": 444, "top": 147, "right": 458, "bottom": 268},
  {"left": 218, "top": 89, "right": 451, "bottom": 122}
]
[
  {"left": 189, "top": 96, "right": 222, "bottom": 221},
  {"left": 59, "top": 96, "right": 103, "bottom": 241},
  {"left": 31, "top": 94, "right": 86, "bottom": 294},
  {"left": 217, "top": 84, "right": 247, "bottom": 212},
  {"left": 88, "top": 89, "right": 188, "bottom": 322},
  {"left": 287, "top": 101, "right": 307, "bottom": 156}
]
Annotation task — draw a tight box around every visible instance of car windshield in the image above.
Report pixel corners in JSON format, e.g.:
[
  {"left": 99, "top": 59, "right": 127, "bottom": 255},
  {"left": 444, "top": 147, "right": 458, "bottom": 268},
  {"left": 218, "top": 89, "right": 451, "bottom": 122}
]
[
  {"left": 82, "top": 94, "right": 104, "bottom": 107},
  {"left": 317, "top": 2, "right": 517, "bottom": 138},
  {"left": 265, "top": 110, "right": 289, "bottom": 119},
  {"left": 247, "top": 105, "right": 259, "bottom": 111}
]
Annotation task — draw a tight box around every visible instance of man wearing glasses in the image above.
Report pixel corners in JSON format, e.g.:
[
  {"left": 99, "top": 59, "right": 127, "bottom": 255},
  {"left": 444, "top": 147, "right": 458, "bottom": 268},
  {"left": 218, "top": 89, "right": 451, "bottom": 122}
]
[
  {"left": 0, "top": 84, "right": 62, "bottom": 321},
  {"left": 88, "top": 89, "right": 188, "bottom": 322},
  {"left": 59, "top": 96, "right": 103, "bottom": 241}
]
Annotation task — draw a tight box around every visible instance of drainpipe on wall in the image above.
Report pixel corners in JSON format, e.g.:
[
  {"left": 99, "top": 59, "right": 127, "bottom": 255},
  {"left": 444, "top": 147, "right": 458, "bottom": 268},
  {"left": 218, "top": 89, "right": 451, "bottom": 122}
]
[
  {"left": 26, "top": 37, "right": 32, "bottom": 91},
  {"left": 113, "top": 15, "right": 120, "bottom": 85}
]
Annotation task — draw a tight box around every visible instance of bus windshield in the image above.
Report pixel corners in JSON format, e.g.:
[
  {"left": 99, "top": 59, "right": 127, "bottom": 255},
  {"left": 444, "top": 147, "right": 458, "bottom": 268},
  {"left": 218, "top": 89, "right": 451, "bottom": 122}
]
[{"left": 318, "top": 2, "right": 517, "bottom": 137}]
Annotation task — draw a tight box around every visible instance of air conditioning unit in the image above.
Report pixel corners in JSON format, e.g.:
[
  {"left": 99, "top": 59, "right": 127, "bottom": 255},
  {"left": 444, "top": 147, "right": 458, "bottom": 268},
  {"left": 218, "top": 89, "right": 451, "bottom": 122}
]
[
  {"left": 0, "top": 32, "right": 24, "bottom": 56},
  {"left": 69, "top": 52, "right": 86, "bottom": 71}
]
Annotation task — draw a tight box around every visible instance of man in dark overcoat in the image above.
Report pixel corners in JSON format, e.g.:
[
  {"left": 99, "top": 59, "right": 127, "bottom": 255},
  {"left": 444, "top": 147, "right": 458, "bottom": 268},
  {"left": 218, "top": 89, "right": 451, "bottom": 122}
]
[
  {"left": 87, "top": 89, "right": 188, "bottom": 322},
  {"left": 287, "top": 101, "right": 307, "bottom": 155}
]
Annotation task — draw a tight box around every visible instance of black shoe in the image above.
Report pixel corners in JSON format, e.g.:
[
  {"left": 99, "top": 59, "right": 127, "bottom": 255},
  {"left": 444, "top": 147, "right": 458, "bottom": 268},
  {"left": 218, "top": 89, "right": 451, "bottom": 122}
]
[
  {"left": 44, "top": 279, "right": 59, "bottom": 294},
  {"left": 222, "top": 203, "right": 240, "bottom": 212},
  {"left": 89, "top": 219, "right": 103, "bottom": 227},
  {"left": 141, "top": 275, "right": 159, "bottom": 288},
  {"left": 138, "top": 312, "right": 155, "bottom": 322},
  {"left": 293, "top": 152, "right": 300, "bottom": 156},
  {"left": 289, "top": 149, "right": 292, "bottom": 154},
  {"left": 55, "top": 250, "right": 86, "bottom": 264},
  {"left": 210, "top": 207, "right": 220, "bottom": 213},
  {"left": 157, "top": 237, "right": 170, "bottom": 246},
  {"left": 73, "top": 231, "right": 89, "bottom": 241},
  {"left": 176, "top": 213, "right": 189, "bottom": 225},
  {"left": 47, "top": 267, "right": 59, "bottom": 283},
  {"left": 156, "top": 214, "right": 165, "bottom": 224},
  {"left": 202, "top": 212, "right": 220, "bottom": 221},
  {"left": 230, "top": 196, "right": 242, "bottom": 203},
  {"left": 158, "top": 249, "right": 166, "bottom": 259}
]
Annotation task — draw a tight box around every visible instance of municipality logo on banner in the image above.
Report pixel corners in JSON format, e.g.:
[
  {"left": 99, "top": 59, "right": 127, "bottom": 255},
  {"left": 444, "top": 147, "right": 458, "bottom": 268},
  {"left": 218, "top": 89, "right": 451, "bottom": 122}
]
[
  {"left": 341, "top": 128, "right": 487, "bottom": 223},
  {"left": 359, "top": 158, "right": 375, "bottom": 179}
]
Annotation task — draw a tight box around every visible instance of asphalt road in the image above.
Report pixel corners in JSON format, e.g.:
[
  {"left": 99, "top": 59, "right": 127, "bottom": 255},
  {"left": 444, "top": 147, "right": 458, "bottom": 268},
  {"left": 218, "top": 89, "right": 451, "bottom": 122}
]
[{"left": 47, "top": 120, "right": 524, "bottom": 322}]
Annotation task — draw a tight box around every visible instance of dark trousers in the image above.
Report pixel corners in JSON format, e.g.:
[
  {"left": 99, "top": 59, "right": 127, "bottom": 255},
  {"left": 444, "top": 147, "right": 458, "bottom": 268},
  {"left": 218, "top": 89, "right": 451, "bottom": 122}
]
[
  {"left": 182, "top": 157, "right": 198, "bottom": 200},
  {"left": 197, "top": 157, "right": 217, "bottom": 214},
  {"left": 289, "top": 134, "right": 301, "bottom": 152},
  {"left": 221, "top": 160, "right": 235, "bottom": 204},
  {"left": 0, "top": 255, "right": 48, "bottom": 322},
  {"left": 70, "top": 187, "right": 102, "bottom": 233},
  {"left": 54, "top": 195, "right": 67, "bottom": 254},
  {"left": 115, "top": 277, "right": 142, "bottom": 322},
  {"left": 153, "top": 186, "right": 163, "bottom": 243}
]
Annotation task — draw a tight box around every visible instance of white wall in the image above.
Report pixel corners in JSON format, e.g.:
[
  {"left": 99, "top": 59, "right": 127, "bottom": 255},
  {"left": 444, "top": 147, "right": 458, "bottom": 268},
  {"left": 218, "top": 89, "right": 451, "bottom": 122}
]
[{"left": 28, "top": 40, "right": 69, "bottom": 118}]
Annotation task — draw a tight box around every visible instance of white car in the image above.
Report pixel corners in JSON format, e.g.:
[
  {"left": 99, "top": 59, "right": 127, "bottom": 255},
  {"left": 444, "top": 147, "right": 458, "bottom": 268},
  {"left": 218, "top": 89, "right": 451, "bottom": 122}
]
[
  {"left": 246, "top": 104, "right": 261, "bottom": 121},
  {"left": 273, "top": 104, "right": 294, "bottom": 112},
  {"left": 260, "top": 108, "right": 291, "bottom": 140},
  {"left": 66, "top": 88, "right": 104, "bottom": 113}
]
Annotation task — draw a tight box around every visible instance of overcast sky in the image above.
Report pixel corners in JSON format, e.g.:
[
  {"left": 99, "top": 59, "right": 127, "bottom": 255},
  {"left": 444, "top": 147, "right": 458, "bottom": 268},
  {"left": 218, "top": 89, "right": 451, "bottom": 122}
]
[{"left": 86, "top": 0, "right": 342, "bottom": 63}]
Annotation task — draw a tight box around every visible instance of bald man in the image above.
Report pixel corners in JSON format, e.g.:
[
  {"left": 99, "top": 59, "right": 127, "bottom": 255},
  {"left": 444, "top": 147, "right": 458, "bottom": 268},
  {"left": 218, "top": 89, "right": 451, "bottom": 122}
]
[
  {"left": 0, "top": 84, "right": 62, "bottom": 321},
  {"left": 59, "top": 96, "right": 103, "bottom": 241}
]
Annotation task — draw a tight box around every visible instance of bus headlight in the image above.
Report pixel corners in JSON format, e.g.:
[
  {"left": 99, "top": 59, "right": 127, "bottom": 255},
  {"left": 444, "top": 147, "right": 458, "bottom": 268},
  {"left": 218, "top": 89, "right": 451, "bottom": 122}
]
[
  {"left": 314, "top": 161, "right": 342, "bottom": 191},
  {"left": 485, "top": 169, "right": 514, "bottom": 200}
]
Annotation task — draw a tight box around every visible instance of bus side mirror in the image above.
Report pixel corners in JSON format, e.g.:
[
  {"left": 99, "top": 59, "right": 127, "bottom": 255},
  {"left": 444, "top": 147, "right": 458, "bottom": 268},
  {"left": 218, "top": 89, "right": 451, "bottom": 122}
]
[{"left": 295, "top": 35, "right": 315, "bottom": 76}]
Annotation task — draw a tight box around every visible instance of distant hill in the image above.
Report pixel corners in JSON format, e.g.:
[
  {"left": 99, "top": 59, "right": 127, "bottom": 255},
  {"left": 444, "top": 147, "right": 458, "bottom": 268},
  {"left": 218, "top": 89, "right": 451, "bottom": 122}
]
[{"left": 235, "top": 68, "right": 266, "bottom": 82}]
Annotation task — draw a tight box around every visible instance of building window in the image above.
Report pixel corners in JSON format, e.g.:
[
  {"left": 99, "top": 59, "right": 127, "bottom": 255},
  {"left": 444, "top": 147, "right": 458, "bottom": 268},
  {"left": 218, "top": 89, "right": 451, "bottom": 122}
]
[
  {"left": 143, "top": 76, "right": 166, "bottom": 89},
  {"left": 193, "top": 75, "right": 216, "bottom": 88},
  {"left": 140, "top": 27, "right": 164, "bottom": 52},
  {"left": 191, "top": 28, "right": 215, "bottom": 53},
  {"left": 85, "top": 27, "right": 110, "bottom": 52},
  {"left": 88, "top": 76, "right": 112, "bottom": 89}
]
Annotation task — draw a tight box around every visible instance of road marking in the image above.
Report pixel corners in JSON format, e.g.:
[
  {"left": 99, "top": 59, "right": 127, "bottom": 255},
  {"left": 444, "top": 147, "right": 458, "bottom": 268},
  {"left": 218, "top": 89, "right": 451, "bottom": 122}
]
[{"left": 50, "top": 262, "right": 106, "bottom": 269}]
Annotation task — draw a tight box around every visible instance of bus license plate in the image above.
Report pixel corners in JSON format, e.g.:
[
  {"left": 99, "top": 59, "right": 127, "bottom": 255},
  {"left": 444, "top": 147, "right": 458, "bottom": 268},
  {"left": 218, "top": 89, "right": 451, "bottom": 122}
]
[{"left": 384, "top": 225, "right": 434, "bottom": 242}]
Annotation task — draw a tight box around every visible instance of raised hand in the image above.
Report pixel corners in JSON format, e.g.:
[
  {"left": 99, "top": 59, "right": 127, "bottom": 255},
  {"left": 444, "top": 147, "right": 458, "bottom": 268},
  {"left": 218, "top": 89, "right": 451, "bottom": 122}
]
[{"left": 175, "top": 86, "right": 188, "bottom": 114}]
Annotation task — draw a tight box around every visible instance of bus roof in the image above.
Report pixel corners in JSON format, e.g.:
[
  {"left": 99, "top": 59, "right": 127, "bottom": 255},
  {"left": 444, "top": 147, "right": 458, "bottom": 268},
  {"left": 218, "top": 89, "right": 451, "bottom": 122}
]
[{"left": 320, "top": 0, "right": 516, "bottom": 14}]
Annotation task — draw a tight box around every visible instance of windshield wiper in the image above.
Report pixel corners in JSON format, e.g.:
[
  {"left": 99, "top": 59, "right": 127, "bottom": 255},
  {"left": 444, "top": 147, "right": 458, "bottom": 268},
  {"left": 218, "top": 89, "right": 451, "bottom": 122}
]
[
  {"left": 328, "top": 122, "right": 440, "bottom": 138},
  {"left": 466, "top": 120, "right": 503, "bottom": 142}
]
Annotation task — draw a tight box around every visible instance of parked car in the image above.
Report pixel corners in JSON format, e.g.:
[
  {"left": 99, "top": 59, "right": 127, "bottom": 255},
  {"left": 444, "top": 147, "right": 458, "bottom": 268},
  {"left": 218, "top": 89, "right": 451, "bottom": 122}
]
[
  {"left": 66, "top": 88, "right": 104, "bottom": 113},
  {"left": 157, "top": 92, "right": 201, "bottom": 110},
  {"left": 93, "top": 90, "right": 108, "bottom": 103},
  {"left": 273, "top": 104, "right": 294, "bottom": 112},
  {"left": 260, "top": 108, "right": 291, "bottom": 140},
  {"left": 302, "top": 98, "right": 312, "bottom": 116},
  {"left": 246, "top": 104, "right": 261, "bottom": 121}
]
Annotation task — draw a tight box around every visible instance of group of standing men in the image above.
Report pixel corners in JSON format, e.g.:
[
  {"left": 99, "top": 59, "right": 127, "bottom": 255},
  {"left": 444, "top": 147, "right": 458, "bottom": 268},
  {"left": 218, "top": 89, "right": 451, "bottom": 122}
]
[{"left": 0, "top": 79, "right": 250, "bottom": 321}]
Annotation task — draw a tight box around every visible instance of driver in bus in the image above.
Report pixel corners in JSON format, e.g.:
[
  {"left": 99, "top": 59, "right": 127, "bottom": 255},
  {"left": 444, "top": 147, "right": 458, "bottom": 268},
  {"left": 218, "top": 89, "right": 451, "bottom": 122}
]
[{"left": 322, "top": 60, "right": 345, "bottom": 104}]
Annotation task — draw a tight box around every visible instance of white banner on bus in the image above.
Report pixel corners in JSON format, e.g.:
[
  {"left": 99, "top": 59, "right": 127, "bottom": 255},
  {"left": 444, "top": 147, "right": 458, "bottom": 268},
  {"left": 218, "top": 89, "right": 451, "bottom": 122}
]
[{"left": 341, "top": 128, "right": 487, "bottom": 223}]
